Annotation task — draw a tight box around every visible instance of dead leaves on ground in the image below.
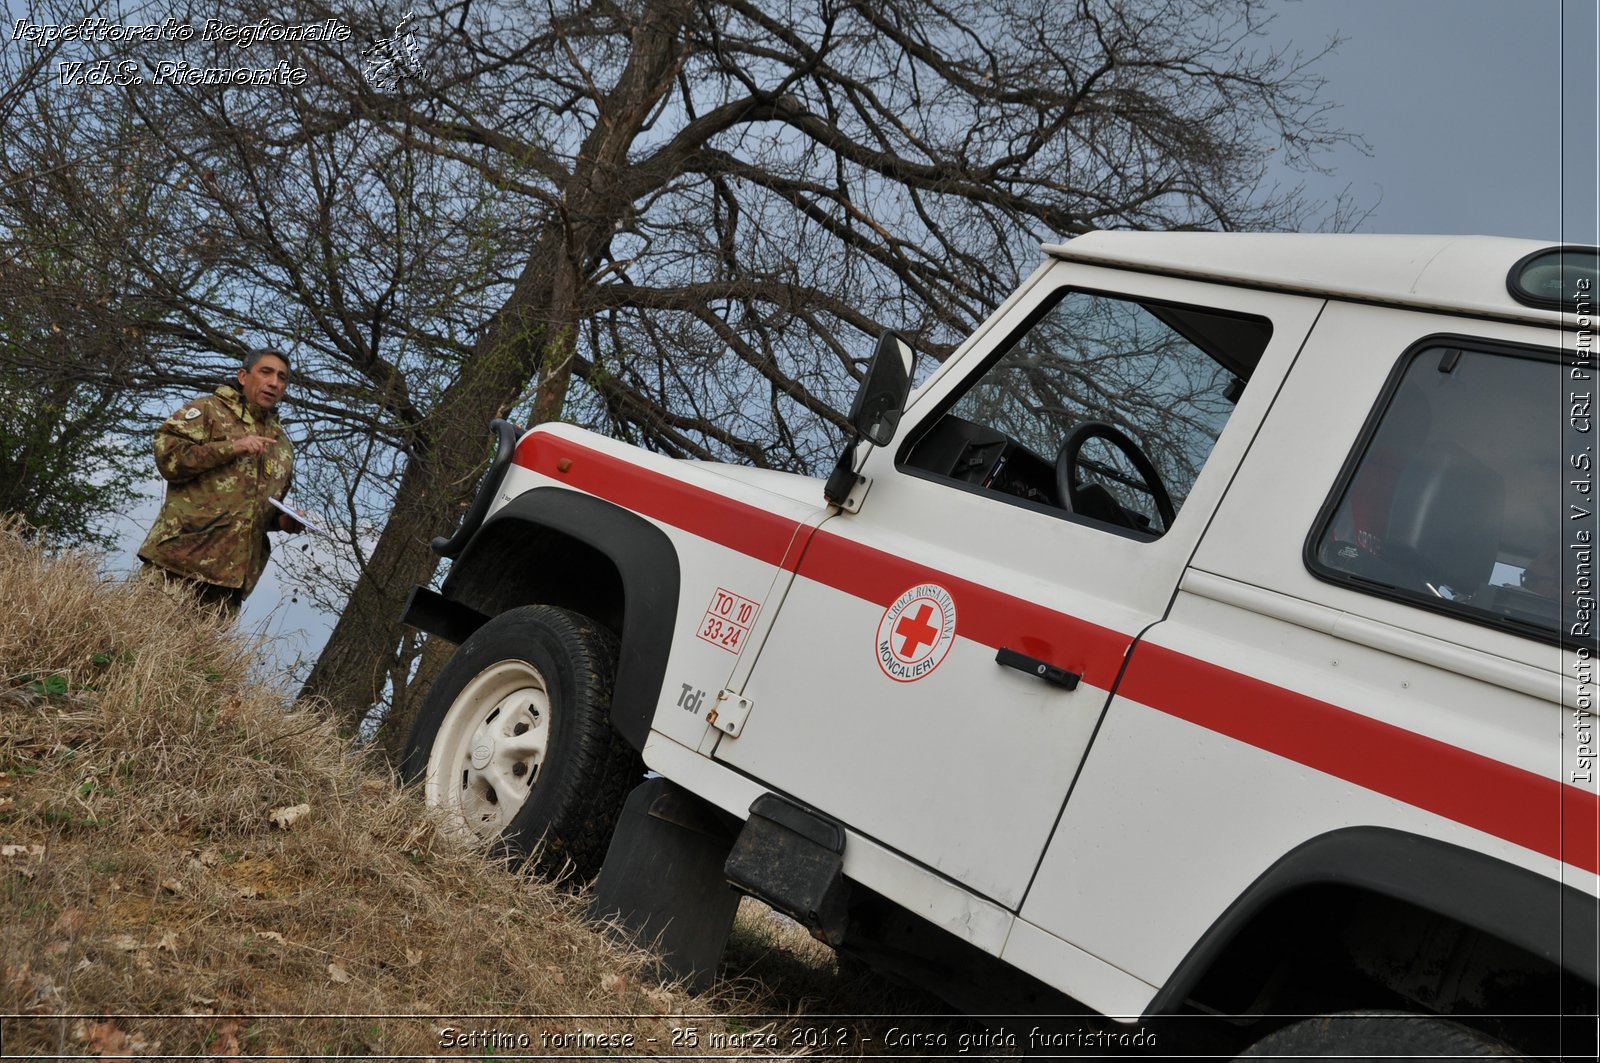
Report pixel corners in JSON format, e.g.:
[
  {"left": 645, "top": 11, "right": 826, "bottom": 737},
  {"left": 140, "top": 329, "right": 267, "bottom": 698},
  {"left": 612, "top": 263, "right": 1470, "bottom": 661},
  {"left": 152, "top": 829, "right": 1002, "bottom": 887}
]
[
  {"left": 1, "top": 842, "right": 45, "bottom": 877},
  {"left": 267, "top": 802, "right": 310, "bottom": 831},
  {"left": 78, "top": 1018, "right": 131, "bottom": 1058},
  {"left": 72, "top": 1017, "right": 224, "bottom": 1060}
]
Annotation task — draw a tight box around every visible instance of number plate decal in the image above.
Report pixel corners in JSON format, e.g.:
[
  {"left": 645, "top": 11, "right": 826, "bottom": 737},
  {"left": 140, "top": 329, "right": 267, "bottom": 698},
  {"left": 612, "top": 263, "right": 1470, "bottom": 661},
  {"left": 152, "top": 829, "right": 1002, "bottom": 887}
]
[{"left": 697, "top": 587, "right": 760, "bottom": 654}]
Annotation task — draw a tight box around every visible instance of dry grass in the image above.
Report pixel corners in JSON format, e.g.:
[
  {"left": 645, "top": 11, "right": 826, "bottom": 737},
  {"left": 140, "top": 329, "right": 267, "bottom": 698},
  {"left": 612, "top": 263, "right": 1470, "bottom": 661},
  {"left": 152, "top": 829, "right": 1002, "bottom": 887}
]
[{"left": 0, "top": 524, "right": 829, "bottom": 1059}]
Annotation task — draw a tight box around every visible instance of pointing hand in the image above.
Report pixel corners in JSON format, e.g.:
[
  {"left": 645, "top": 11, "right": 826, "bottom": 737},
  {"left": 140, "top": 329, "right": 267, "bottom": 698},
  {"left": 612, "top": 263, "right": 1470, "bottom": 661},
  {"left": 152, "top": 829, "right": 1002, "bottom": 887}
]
[{"left": 233, "top": 435, "right": 275, "bottom": 456}]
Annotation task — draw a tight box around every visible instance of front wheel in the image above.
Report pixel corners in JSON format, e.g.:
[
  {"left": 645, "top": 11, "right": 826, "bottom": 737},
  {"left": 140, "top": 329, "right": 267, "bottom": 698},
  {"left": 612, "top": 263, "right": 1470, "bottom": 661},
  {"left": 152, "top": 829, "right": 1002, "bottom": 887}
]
[{"left": 400, "top": 605, "right": 641, "bottom": 878}]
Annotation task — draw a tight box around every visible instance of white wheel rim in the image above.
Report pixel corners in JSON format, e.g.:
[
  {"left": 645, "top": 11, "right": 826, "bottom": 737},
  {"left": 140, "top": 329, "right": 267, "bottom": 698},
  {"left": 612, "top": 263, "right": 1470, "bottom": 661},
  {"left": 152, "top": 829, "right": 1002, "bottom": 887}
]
[{"left": 424, "top": 659, "right": 553, "bottom": 841}]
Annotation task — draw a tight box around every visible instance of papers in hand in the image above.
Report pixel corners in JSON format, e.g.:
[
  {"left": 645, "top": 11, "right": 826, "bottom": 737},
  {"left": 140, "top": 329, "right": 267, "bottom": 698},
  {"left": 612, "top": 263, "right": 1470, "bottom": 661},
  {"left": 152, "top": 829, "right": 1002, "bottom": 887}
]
[{"left": 270, "top": 497, "right": 329, "bottom": 537}]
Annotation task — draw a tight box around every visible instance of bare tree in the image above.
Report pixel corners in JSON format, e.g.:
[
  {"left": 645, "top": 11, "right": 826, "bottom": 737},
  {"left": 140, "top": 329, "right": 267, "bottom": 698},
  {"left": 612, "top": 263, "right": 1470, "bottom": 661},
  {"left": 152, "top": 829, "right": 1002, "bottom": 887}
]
[
  {"left": 0, "top": 8, "right": 166, "bottom": 546},
  {"left": 0, "top": 0, "right": 1357, "bottom": 736}
]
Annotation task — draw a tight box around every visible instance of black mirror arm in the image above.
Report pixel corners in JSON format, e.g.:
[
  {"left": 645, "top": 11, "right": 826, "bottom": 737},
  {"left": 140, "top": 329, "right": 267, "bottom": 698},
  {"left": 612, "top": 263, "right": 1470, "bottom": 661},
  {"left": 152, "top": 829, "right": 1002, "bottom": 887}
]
[{"left": 822, "top": 435, "right": 862, "bottom": 508}]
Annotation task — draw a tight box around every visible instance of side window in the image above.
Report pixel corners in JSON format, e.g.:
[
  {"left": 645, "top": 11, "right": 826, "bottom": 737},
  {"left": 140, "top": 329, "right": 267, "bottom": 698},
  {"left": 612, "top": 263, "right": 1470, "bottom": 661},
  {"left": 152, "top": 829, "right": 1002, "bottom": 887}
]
[
  {"left": 1312, "top": 342, "right": 1563, "bottom": 642},
  {"left": 902, "top": 289, "right": 1271, "bottom": 537}
]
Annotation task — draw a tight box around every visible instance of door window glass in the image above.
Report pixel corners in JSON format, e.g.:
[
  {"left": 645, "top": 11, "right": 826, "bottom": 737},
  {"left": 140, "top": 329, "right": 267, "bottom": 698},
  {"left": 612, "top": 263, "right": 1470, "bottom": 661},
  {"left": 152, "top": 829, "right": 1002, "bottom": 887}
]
[{"left": 902, "top": 289, "right": 1271, "bottom": 537}]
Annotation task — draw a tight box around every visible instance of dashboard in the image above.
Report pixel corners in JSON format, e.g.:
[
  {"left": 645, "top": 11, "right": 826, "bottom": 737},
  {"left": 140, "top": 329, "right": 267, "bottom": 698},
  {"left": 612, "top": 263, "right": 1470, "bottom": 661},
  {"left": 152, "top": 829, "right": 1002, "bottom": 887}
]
[{"left": 903, "top": 414, "right": 1058, "bottom": 507}]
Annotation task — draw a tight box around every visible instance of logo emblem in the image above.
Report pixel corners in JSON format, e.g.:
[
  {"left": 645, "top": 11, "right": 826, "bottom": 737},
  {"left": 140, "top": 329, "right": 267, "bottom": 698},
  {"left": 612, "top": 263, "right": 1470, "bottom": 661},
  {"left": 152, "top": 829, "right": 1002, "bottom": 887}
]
[
  {"left": 470, "top": 743, "right": 492, "bottom": 769},
  {"left": 876, "top": 583, "right": 957, "bottom": 682},
  {"left": 183, "top": 407, "right": 201, "bottom": 420}
]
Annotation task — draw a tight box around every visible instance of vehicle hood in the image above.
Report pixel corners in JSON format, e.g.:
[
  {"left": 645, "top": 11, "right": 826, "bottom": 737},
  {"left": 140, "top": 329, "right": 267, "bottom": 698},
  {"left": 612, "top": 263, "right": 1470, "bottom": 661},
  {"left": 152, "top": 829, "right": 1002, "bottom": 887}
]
[{"left": 686, "top": 461, "right": 828, "bottom": 509}]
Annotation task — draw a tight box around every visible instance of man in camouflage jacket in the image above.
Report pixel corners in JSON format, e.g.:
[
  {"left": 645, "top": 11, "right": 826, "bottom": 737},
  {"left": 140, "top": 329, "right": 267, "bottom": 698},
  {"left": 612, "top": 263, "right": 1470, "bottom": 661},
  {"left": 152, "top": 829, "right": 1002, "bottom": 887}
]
[{"left": 137, "top": 349, "right": 302, "bottom": 611}]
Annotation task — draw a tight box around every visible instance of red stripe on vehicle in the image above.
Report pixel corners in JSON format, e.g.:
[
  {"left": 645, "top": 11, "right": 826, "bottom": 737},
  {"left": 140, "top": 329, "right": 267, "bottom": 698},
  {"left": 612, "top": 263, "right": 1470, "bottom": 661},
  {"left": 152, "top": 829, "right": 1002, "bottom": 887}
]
[
  {"left": 516, "top": 435, "right": 1133, "bottom": 689},
  {"left": 514, "top": 432, "right": 1597, "bottom": 873},
  {"left": 1118, "top": 643, "right": 1600, "bottom": 875},
  {"left": 514, "top": 433, "right": 804, "bottom": 568}
]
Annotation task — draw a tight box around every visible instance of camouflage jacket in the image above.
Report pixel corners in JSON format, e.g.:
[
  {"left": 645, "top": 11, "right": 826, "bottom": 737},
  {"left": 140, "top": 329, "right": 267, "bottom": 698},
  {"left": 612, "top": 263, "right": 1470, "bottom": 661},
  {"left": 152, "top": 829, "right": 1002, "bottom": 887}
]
[{"left": 137, "top": 385, "right": 294, "bottom": 594}]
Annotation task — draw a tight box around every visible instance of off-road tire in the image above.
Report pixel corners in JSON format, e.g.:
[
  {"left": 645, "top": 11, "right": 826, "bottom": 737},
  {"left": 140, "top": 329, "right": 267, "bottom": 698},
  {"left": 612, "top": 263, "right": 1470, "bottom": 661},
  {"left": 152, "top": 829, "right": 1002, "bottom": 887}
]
[
  {"left": 1238, "top": 1011, "right": 1524, "bottom": 1061},
  {"left": 401, "top": 605, "right": 641, "bottom": 878}
]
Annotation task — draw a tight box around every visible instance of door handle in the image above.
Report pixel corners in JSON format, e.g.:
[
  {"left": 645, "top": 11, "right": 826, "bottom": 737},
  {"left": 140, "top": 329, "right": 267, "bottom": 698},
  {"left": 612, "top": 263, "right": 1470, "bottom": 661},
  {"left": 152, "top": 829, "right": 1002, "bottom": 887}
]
[{"left": 996, "top": 647, "right": 1081, "bottom": 690}]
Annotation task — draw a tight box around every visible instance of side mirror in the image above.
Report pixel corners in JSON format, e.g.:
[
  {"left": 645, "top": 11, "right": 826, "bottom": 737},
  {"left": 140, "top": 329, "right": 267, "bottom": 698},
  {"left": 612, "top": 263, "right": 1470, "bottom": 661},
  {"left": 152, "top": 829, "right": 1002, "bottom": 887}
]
[
  {"left": 847, "top": 331, "right": 915, "bottom": 447},
  {"left": 824, "top": 331, "right": 917, "bottom": 508}
]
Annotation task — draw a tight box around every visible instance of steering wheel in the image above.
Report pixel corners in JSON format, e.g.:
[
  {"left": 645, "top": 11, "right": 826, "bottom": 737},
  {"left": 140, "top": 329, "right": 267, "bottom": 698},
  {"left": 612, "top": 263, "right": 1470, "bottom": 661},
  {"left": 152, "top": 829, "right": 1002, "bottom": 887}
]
[{"left": 1054, "top": 421, "right": 1177, "bottom": 534}]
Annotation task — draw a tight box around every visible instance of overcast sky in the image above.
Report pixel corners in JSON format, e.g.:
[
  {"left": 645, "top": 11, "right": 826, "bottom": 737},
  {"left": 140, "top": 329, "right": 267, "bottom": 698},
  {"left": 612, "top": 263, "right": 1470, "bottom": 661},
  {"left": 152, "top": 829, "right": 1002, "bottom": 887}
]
[
  {"left": 1260, "top": 0, "right": 1597, "bottom": 241},
  {"left": 100, "top": 0, "right": 1600, "bottom": 682}
]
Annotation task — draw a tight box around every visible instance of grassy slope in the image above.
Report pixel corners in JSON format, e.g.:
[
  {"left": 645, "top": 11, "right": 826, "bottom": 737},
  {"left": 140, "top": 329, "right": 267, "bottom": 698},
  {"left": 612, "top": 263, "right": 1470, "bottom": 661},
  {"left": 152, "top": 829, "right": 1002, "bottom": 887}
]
[
  {"left": 0, "top": 526, "right": 794, "bottom": 1058},
  {"left": 0, "top": 524, "right": 974, "bottom": 1060}
]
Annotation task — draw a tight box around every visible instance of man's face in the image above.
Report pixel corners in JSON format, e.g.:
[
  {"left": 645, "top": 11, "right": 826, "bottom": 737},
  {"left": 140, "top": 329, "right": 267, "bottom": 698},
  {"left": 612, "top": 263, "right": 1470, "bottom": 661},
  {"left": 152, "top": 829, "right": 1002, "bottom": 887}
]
[{"left": 237, "top": 354, "right": 290, "bottom": 409}]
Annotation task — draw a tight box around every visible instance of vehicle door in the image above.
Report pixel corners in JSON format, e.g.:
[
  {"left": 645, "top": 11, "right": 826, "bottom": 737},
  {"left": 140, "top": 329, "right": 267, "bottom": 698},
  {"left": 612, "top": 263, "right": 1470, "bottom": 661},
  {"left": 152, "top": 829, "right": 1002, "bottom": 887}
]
[{"left": 717, "top": 262, "right": 1323, "bottom": 908}]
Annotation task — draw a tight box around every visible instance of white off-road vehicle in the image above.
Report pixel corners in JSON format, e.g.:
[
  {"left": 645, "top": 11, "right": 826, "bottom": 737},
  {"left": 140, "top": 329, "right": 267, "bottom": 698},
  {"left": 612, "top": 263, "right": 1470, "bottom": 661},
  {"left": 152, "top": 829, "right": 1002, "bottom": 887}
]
[{"left": 402, "top": 233, "right": 1598, "bottom": 1058}]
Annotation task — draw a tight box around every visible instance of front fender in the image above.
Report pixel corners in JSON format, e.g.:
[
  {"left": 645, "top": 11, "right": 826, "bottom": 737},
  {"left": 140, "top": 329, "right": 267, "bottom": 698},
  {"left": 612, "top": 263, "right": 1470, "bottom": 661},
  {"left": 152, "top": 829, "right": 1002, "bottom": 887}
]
[{"left": 432, "top": 486, "right": 681, "bottom": 752}]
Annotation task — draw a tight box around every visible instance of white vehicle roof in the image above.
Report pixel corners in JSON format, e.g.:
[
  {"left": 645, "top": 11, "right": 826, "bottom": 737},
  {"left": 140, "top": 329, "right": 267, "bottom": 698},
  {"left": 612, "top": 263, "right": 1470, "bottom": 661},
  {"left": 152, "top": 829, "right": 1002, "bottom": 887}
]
[{"left": 1045, "top": 232, "right": 1582, "bottom": 325}]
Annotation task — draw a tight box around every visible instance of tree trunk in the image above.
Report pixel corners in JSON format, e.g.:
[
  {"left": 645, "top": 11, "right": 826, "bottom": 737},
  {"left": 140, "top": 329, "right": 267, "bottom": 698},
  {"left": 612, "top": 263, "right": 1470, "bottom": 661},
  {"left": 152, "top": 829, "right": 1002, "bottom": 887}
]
[
  {"left": 300, "top": 245, "right": 566, "bottom": 731},
  {"left": 300, "top": 0, "right": 691, "bottom": 733},
  {"left": 373, "top": 631, "right": 456, "bottom": 764}
]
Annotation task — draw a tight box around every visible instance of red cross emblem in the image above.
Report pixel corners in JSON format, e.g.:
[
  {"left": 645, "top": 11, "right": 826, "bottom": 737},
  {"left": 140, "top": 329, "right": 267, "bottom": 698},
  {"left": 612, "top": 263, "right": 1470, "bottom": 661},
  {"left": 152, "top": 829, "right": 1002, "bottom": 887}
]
[{"left": 876, "top": 584, "right": 957, "bottom": 682}]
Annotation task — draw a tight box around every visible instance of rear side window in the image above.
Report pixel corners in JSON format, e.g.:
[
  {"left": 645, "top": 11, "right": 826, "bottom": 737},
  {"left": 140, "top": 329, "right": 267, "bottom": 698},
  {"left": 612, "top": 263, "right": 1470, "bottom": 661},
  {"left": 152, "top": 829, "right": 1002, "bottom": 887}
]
[{"left": 1310, "top": 339, "right": 1568, "bottom": 644}]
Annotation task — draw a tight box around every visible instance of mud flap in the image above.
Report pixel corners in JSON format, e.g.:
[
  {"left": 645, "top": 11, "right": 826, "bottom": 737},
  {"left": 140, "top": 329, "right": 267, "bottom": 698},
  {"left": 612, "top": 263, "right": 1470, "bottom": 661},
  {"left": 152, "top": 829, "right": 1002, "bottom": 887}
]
[
  {"left": 724, "top": 794, "right": 850, "bottom": 946},
  {"left": 399, "top": 585, "right": 489, "bottom": 646},
  {"left": 589, "top": 778, "right": 740, "bottom": 992}
]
